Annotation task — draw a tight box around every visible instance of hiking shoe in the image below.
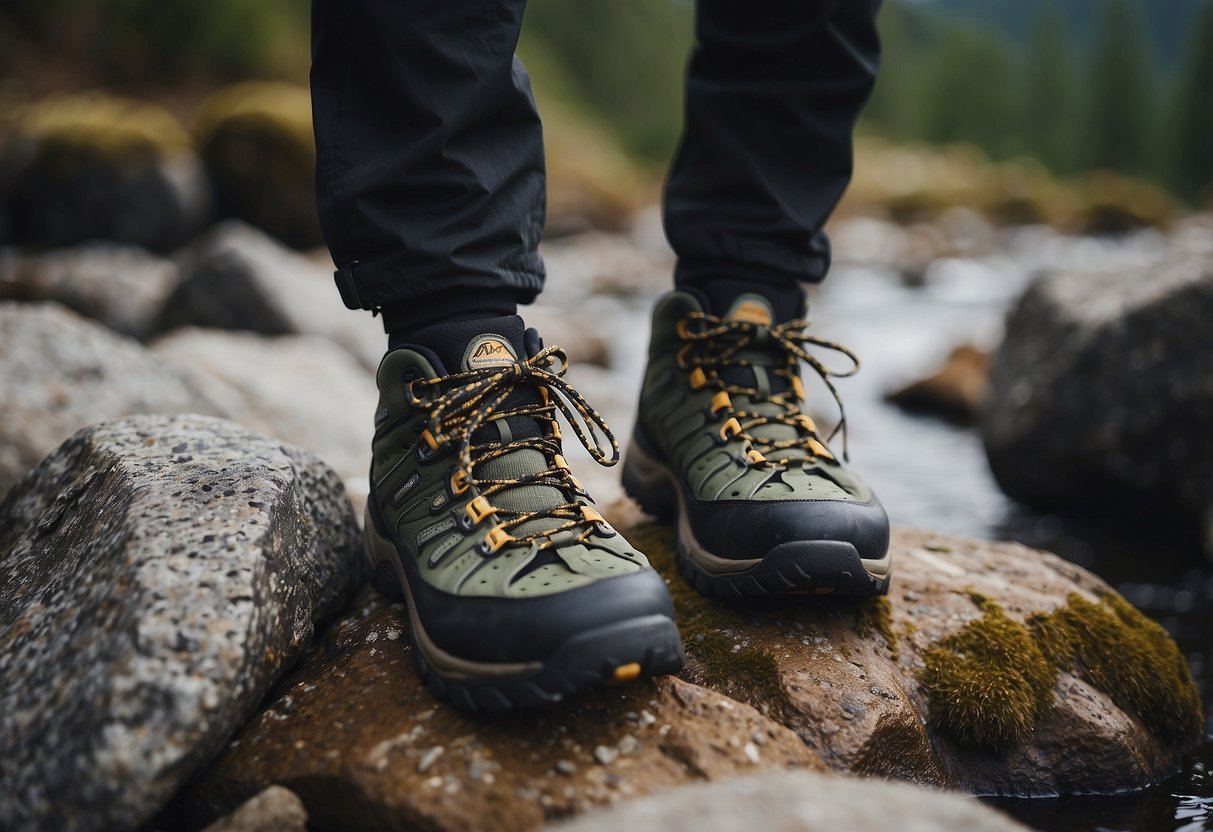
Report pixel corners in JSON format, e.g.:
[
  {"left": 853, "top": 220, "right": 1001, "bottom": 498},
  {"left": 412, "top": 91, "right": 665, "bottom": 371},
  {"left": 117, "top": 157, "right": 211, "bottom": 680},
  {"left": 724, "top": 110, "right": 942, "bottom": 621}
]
[
  {"left": 364, "top": 315, "right": 685, "bottom": 711},
  {"left": 622, "top": 282, "right": 891, "bottom": 597}
]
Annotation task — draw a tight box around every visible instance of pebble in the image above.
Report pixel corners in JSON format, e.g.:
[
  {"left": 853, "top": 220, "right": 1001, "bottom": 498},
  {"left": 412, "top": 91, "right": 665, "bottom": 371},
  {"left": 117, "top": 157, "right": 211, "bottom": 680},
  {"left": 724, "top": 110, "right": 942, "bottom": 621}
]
[
  {"left": 555, "top": 760, "right": 577, "bottom": 776},
  {"left": 417, "top": 746, "right": 444, "bottom": 774},
  {"left": 593, "top": 745, "right": 618, "bottom": 766}
]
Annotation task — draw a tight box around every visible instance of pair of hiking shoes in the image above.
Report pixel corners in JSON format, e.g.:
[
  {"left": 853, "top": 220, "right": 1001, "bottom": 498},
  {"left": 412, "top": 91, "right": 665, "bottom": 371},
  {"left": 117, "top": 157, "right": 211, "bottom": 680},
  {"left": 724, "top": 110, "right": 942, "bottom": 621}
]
[{"left": 364, "top": 285, "right": 891, "bottom": 711}]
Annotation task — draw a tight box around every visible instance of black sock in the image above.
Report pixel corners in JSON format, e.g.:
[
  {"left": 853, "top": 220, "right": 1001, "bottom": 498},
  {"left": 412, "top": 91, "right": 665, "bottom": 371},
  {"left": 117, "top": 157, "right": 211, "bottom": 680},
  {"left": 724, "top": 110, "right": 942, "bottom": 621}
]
[
  {"left": 684, "top": 275, "right": 805, "bottom": 323},
  {"left": 383, "top": 287, "right": 518, "bottom": 350}
]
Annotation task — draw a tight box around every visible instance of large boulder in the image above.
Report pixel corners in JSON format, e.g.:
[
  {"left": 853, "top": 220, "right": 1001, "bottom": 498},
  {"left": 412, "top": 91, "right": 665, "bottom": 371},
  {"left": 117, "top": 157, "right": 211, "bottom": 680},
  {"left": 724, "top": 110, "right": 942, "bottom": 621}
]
[
  {"left": 157, "top": 222, "right": 383, "bottom": 371},
  {"left": 982, "top": 254, "right": 1213, "bottom": 557},
  {"left": 0, "top": 243, "right": 179, "bottom": 339},
  {"left": 0, "top": 303, "right": 376, "bottom": 499},
  {"left": 552, "top": 770, "right": 1026, "bottom": 832},
  {"left": 0, "top": 414, "right": 365, "bottom": 831},
  {"left": 0, "top": 93, "right": 208, "bottom": 251},
  {"left": 0, "top": 302, "right": 224, "bottom": 498},
  {"left": 182, "top": 601, "right": 823, "bottom": 831},
  {"left": 627, "top": 523, "right": 1202, "bottom": 797},
  {"left": 193, "top": 83, "right": 322, "bottom": 250}
]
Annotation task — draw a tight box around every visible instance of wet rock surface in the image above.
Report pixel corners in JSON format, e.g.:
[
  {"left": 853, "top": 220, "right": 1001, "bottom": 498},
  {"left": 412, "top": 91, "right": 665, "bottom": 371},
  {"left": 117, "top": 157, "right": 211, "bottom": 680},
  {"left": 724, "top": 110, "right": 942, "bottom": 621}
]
[
  {"left": 199, "top": 786, "right": 307, "bottom": 832},
  {"left": 0, "top": 414, "right": 364, "bottom": 831},
  {"left": 623, "top": 523, "right": 1202, "bottom": 797},
  {"left": 552, "top": 769, "right": 1027, "bottom": 832},
  {"left": 983, "top": 253, "right": 1213, "bottom": 557},
  {"left": 183, "top": 600, "right": 823, "bottom": 832}
]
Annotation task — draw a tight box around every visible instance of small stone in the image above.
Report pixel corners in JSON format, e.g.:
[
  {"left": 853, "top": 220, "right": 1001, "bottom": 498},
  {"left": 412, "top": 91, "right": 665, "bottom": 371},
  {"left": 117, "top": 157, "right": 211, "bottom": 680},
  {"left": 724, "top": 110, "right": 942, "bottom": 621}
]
[
  {"left": 750, "top": 731, "right": 766, "bottom": 747},
  {"left": 617, "top": 735, "right": 639, "bottom": 756},
  {"left": 592, "top": 745, "right": 618, "bottom": 766},
  {"left": 743, "top": 743, "right": 761, "bottom": 764},
  {"left": 554, "top": 760, "right": 577, "bottom": 776},
  {"left": 417, "top": 746, "right": 444, "bottom": 774}
]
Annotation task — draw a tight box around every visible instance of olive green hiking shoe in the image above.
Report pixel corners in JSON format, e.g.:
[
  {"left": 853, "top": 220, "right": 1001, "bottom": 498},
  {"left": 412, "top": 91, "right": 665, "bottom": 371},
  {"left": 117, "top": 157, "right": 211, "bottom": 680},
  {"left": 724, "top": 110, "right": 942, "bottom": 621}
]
[
  {"left": 365, "top": 315, "right": 685, "bottom": 711},
  {"left": 622, "top": 282, "right": 891, "bottom": 598}
]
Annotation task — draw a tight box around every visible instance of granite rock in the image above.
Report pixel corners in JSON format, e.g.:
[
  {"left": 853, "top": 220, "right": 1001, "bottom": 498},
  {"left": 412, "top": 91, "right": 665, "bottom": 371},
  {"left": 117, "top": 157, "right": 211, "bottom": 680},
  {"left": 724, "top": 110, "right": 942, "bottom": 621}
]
[
  {"left": 0, "top": 302, "right": 224, "bottom": 499},
  {"left": 157, "top": 222, "right": 383, "bottom": 371},
  {"left": 183, "top": 601, "right": 823, "bottom": 831},
  {"left": 0, "top": 414, "right": 365, "bottom": 831},
  {"left": 982, "top": 254, "right": 1213, "bottom": 557},
  {"left": 552, "top": 769, "right": 1026, "bottom": 832},
  {"left": 0, "top": 243, "right": 179, "bottom": 339}
]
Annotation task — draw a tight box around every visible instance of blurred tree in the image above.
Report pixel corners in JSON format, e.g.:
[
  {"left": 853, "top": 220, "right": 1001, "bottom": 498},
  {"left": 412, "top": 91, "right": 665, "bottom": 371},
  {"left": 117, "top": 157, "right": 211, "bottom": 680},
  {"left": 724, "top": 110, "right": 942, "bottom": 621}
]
[
  {"left": 863, "top": 2, "right": 924, "bottom": 141},
  {"left": 1164, "top": 0, "right": 1213, "bottom": 202},
  {"left": 1022, "top": 7, "right": 1077, "bottom": 172},
  {"left": 912, "top": 25, "right": 1022, "bottom": 159},
  {"left": 1081, "top": 0, "right": 1158, "bottom": 175}
]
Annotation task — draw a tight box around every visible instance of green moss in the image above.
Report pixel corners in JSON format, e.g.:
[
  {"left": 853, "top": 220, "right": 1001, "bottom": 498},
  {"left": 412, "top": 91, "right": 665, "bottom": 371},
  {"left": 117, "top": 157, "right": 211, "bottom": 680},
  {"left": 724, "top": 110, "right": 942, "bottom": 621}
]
[
  {"left": 193, "top": 81, "right": 314, "bottom": 162},
  {"left": 856, "top": 597, "right": 899, "bottom": 659},
  {"left": 918, "top": 596, "right": 1056, "bottom": 749},
  {"left": 627, "top": 522, "right": 785, "bottom": 704},
  {"left": 19, "top": 93, "right": 191, "bottom": 158},
  {"left": 1029, "top": 593, "right": 1204, "bottom": 746}
]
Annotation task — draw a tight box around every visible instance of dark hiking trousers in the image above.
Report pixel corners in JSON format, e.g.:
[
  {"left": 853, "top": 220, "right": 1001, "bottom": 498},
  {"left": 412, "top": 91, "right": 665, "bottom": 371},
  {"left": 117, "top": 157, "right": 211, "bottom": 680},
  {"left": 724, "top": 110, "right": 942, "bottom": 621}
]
[{"left": 310, "top": 0, "right": 882, "bottom": 315}]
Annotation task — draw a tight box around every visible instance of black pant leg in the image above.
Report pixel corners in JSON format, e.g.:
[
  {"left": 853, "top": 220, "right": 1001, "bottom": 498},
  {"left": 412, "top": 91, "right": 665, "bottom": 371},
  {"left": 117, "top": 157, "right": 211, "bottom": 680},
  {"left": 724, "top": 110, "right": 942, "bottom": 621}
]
[
  {"left": 311, "top": 0, "right": 546, "bottom": 312},
  {"left": 665, "top": 0, "right": 882, "bottom": 290}
]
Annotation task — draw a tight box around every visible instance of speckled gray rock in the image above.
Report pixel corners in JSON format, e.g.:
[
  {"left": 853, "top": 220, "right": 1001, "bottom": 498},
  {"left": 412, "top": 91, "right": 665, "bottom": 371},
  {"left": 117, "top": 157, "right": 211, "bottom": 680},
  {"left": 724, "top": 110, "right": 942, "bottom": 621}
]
[
  {"left": 983, "top": 254, "right": 1213, "bottom": 557},
  {"left": 200, "top": 786, "right": 308, "bottom": 832},
  {"left": 0, "top": 302, "right": 225, "bottom": 499},
  {"left": 549, "top": 770, "right": 1026, "bottom": 832},
  {"left": 0, "top": 414, "right": 365, "bottom": 832},
  {"left": 0, "top": 243, "right": 179, "bottom": 339},
  {"left": 149, "top": 328, "right": 376, "bottom": 482},
  {"left": 157, "top": 222, "right": 382, "bottom": 371}
]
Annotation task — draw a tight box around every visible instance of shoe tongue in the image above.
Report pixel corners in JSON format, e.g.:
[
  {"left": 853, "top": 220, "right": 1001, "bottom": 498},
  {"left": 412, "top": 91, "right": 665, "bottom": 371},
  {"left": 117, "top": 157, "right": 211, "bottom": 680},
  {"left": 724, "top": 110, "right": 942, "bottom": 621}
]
[
  {"left": 409, "top": 315, "right": 528, "bottom": 376},
  {"left": 700, "top": 278, "right": 804, "bottom": 324}
]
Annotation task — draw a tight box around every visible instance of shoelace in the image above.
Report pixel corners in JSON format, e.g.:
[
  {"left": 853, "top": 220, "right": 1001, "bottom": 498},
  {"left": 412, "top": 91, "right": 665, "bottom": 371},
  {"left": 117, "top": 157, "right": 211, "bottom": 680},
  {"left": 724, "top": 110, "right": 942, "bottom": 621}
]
[
  {"left": 676, "top": 311, "right": 860, "bottom": 465},
  {"left": 405, "top": 345, "right": 617, "bottom": 552}
]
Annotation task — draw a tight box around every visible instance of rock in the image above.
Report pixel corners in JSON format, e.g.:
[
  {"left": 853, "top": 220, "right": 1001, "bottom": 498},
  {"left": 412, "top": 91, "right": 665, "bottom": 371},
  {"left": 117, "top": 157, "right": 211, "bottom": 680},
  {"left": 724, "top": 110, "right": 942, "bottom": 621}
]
[
  {"left": 0, "top": 414, "right": 365, "bottom": 831},
  {"left": 0, "top": 93, "right": 208, "bottom": 251},
  {"left": 982, "top": 255, "right": 1213, "bottom": 557},
  {"left": 158, "top": 222, "right": 383, "bottom": 371},
  {"left": 194, "top": 82, "right": 323, "bottom": 249},
  {"left": 1075, "top": 172, "right": 1179, "bottom": 235},
  {"left": 200, "top": 787, "right": 308, "bottom": 832},
  {"left": 623, "top": 523, "right": 1203, "bottom": 796},
  {"left": 0, "top": 302, "right": 224, "bottom": 499},
  {"left": 526, "top": 303, "right": 611, "bottom": 368},
  {"left": 182, "top": 602, "right": 822, "bottom": 831},
  {"left": 149, "top": 328, "right": 377, "bottom": 482},
  {"left": 0, "top": 243, "right": 179, "bottom": 339},
  {"left": 551, "top": 769, "right": 1027, "bottom": 832},
  {"left": 886, "top": 345, "right": 990, "bottom": 425}
]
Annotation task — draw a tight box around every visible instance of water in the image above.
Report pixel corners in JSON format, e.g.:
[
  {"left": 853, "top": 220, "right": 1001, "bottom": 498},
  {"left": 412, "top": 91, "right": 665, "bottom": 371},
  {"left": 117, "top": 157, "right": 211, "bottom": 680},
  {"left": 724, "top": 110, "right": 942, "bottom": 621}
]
[{"left": 561, "top": 220, "right": 1213, "bottom": 831}]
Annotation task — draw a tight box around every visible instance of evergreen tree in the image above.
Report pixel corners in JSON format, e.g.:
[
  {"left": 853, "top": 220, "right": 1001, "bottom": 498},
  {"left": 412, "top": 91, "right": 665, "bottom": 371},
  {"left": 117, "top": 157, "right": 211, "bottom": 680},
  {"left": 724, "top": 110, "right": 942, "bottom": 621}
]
[
  {"left": 912, "top": 25, "right": 1021, "bottom": 159},
  {"left": 1081, "top": 0, "right": 1158, "bottom": 175},
  {"left": 1022, "top": 7, "right": 1077, "bottom": 172},
  {"left": 1165, "top": 0, "right": 1213, "bottom": 201}
]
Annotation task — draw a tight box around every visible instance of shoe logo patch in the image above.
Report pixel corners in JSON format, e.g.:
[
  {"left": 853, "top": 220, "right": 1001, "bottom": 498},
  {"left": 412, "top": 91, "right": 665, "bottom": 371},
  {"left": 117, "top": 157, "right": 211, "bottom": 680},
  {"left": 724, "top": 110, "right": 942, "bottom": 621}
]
[
  {"left": 726, "top": 294, "right": 774, "bottom": 326},
  {"left": 463, "top": 334, "right": 519, "bottom": 371}
]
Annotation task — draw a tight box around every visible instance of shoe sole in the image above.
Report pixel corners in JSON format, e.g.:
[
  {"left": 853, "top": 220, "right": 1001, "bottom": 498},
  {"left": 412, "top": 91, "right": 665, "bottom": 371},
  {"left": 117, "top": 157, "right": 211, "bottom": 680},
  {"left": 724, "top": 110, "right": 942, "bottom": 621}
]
[
  {"left": 622, "top": 439, "right": 892, "bottom": 598},
  {"left": 364, "top": 507, "right": 686, "bottom": 712}
]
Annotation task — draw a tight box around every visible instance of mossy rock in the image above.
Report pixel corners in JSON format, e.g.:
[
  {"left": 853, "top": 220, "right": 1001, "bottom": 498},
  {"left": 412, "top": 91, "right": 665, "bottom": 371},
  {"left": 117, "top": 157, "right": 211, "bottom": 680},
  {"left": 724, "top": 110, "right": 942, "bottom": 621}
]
[
  {"left": 1074, "top": 171, "right": 1179, "bottom": 233},
  {"left": 2, "top": 93, "right": 205, "bottom": 250},
  {"left": 612, "top": 521, "right": 1203, "bottom": 796},
  {"left": 193, "top": 82, "right": 321, "bottom": 250}
]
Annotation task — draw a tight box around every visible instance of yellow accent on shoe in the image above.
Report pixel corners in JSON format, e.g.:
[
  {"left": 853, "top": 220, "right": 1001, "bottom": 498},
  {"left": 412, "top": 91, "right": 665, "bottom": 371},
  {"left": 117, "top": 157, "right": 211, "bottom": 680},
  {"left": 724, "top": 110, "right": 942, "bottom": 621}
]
[
  {"left": 791, "top": 375, "right": 806, "bottom": 401},
  {"left": 710, "top": 390, "right": 732, "bottom": 415},
  {"left": 421, "top": 428, "right": 439, "bottom": 451},
  {"left": 689, "top": 367, "right": 708, "bottom": 389},
  {"left": 450, "top": 469, "right": 470, "bottom": 495},
  {"left": 746, "top": 449, "right": 767, "bottom": 465},
  {"left": 611, "top": 662, "right": 642, "bottom": 684},
  {"left": 806, "top": 438, "right": 833, "bottom": 460},
  {"left": 580, "top": 505, "right": 605, "bottom": 524},
  {"left": 466, "top": 495, "right": 494, "bottom": 524},
  {"left": 794, "top": 413, "right": 818, "bottom": 434},
  {"left": 719, "top": 417, "right": 742, "bottom": 442},
  {"left": 482, "top": 524, "right": 514, "bottom": 554},
  {"left": 554, "top": 453, "right": 570, "bottom": 470}
]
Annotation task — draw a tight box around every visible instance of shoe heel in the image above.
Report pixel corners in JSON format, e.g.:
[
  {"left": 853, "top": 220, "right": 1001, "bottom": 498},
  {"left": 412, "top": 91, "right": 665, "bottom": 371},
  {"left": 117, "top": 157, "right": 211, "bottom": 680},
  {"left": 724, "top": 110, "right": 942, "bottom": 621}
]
[{"left": 621, "top": 440, "right": 677, "bottom": 521}]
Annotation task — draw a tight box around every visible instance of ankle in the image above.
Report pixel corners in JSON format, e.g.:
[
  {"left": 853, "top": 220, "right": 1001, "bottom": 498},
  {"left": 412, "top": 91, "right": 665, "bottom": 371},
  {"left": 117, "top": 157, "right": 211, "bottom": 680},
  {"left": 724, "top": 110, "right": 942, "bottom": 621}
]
[{"left": 384, "top": 287, "right": 518, "bottom": 349}]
